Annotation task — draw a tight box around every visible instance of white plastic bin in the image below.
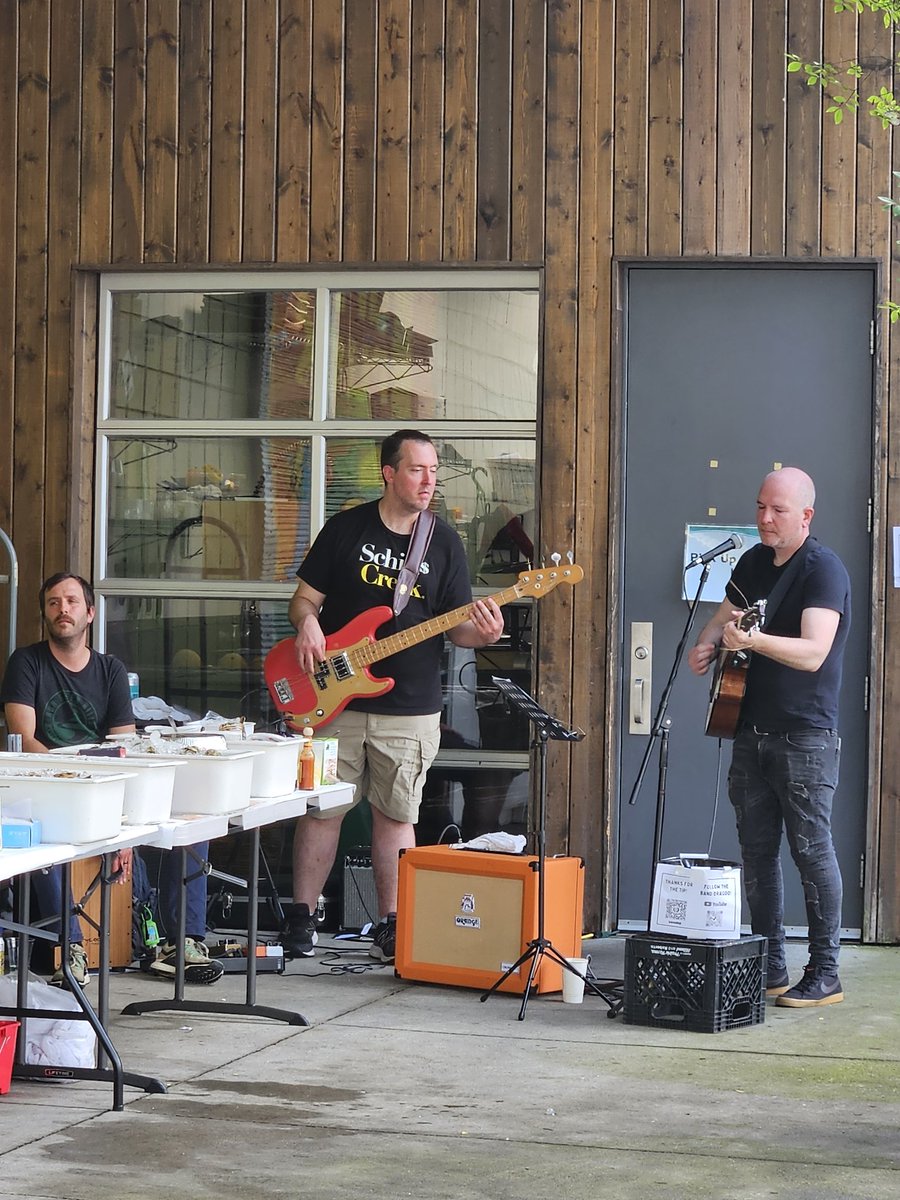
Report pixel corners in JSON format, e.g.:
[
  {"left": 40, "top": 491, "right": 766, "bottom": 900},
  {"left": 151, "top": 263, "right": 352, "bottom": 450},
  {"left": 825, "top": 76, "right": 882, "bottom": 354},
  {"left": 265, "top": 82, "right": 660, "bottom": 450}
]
[
  {"left": 223, "top": 734, "right": 299, "bottom": 798},
  {"left": 125, "top": 749, "right": 260, "bottom": 815},
  {"left": 0, "top": 769, "right": 129, "bottom": 843},
  {"left": 1, "top": 752, "right": 177, "bottom": 824}
]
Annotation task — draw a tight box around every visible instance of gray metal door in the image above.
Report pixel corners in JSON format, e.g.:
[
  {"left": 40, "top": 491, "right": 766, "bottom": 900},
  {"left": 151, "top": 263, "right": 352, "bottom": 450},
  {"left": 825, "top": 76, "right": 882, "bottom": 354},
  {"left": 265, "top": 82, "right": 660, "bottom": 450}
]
[{"left": 617, "top": 264, "right": 873, "bottom": 936}]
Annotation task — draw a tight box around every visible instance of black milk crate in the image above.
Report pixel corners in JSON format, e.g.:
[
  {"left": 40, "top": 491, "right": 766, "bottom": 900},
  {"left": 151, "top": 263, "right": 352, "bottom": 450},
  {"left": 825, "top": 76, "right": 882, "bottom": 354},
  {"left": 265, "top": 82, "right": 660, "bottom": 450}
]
[{"left": 623, "top": 933, "right": 767, "bottom": 1033}]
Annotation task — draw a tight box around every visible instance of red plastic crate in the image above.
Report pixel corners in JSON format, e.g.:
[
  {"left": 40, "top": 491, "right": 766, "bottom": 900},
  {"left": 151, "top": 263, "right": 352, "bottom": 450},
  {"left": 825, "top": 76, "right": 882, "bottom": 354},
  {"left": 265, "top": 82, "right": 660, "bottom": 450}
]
[{"left": 0, "top": 1020, "right": 20, "bottom": 1094}]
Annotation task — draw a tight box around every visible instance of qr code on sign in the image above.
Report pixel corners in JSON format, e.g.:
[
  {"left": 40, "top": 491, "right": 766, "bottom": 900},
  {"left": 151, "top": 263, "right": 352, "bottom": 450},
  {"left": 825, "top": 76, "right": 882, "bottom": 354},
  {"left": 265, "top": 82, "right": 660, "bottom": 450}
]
[
  {"left": 664, "top": 899, "right": 687, "bottom": 923},
  {"left": 706, "top": 911, "right": 723, "bottom": 928}
]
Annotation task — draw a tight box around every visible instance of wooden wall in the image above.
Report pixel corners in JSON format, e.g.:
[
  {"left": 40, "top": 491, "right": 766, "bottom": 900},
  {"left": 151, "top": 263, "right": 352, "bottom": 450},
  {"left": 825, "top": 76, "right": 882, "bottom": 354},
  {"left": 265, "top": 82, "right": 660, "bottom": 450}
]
[{"left": 1, "top": 0, "right": 898, "bottom": 938}]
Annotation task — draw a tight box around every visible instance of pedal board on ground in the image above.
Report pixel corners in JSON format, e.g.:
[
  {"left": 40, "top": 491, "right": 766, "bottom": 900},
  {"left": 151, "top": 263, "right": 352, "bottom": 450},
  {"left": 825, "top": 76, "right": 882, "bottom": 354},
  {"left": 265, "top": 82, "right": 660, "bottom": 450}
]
[{"left": 208, "top": 941, "right": 285, "bottom": 974}]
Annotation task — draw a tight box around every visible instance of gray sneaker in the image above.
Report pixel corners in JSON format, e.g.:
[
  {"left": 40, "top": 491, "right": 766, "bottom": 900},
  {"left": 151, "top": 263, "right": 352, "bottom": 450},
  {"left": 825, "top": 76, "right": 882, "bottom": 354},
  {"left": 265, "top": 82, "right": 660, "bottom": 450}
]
[
  {"left": 149, "top": 937, "right": 224, "bottom": 985},
  {"left": 50, "top": 943, "right": 89, "bottom": 988},
  {"left": 775, "top": 966, "right": 843, "bottom": 1008}
]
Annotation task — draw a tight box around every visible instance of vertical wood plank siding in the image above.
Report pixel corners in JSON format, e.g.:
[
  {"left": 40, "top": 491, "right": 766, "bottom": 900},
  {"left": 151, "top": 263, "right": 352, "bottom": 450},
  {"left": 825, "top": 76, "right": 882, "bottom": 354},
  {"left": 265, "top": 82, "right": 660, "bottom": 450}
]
[
  {"left": 45, "top": 0, "right": 82, "bottom": 567},
  {"left": 750, "top": 3, "right": 786, "bottom": 255},
  {"left": 3, "top": 0, "right": 899, "bottom": 937},
  {"left": 145, "top": 0, "right": 179, "bottom": 263},
  {"left": 14, "top": 0, "right": 50, "bottom": 625},
  {"left": 409, "top": 0, "right": 444, "bottom": 262},
  {"left": 376, "top": 0, "right": 412, "bottom": 260},
  {"left": 243, "top": 0, "right": 278, "bottom": 261},
  {"left": 275, "top": 0, "right": 312, "bottom": 263},
  {"left": 0, "top": 0, "right": 17, "bottom": 591},
  {"left": 177, "top": 0, "right": 212, "bottom": 262},
  {"left": 343, "top": 0, "right": 377, "bottom": 262}
]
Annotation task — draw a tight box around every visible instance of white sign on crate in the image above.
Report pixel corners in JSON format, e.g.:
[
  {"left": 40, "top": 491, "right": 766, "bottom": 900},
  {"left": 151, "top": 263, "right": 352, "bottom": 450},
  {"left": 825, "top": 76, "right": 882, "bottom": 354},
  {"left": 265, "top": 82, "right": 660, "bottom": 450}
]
[{"left": 650, "top": 855, "right": 742, "bottom": 941}]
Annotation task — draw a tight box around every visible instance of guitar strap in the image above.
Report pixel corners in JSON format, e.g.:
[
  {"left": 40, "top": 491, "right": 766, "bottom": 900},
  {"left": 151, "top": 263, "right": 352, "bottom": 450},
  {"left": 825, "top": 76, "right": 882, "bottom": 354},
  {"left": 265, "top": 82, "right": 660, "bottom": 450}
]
[
  {"left": 393, "top": 510, "right": 436, "bottom": 617},
  {"left": 759, "top": 536, "right": 816, "bottom": 629}
]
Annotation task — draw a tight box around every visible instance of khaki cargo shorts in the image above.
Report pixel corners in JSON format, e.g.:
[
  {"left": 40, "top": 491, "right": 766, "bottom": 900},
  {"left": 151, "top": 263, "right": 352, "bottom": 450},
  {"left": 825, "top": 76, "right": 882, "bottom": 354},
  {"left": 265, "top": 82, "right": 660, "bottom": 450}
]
[{"left": 307, "top": 709, "right": 441, "bottom": 824}]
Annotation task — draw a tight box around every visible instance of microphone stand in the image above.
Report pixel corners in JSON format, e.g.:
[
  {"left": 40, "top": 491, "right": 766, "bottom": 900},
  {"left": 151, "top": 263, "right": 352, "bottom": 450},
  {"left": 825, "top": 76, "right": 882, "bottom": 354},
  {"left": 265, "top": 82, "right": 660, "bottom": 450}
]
[{"left": 627, "top": 559, "right": 714, "bottom": 930}]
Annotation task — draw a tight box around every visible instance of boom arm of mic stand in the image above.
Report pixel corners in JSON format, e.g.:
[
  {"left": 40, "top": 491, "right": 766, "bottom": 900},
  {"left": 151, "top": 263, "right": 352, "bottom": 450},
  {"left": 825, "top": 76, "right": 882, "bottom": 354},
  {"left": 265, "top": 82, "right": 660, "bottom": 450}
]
[{"left": 627, "top": 560, "right": 713, "bottom": 807}]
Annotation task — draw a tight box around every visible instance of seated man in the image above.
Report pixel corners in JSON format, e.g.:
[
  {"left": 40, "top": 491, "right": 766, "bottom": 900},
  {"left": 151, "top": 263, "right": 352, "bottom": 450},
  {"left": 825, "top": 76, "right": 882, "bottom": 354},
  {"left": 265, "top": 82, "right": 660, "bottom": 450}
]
[{"left": 0, "top": 573, "right": 222, "bottom": 986}]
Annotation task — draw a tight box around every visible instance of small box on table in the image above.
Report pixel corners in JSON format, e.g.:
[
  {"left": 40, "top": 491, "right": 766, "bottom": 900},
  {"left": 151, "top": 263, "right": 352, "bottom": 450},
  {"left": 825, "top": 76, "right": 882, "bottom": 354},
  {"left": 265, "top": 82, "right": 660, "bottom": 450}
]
[
  {"left": 623, "top": 933, "right": 767, "bottom": 1033},
  {"left": 310, "top": 737, "right": 339, "bottom": 788}
]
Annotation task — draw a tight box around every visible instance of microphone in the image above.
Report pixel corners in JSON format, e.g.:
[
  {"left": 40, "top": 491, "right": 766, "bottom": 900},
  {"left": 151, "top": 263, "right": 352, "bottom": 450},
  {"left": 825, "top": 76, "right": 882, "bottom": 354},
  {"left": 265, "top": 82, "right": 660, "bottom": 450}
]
[{"left": 688, "top": 533, "right": 743, "bottom": 568}]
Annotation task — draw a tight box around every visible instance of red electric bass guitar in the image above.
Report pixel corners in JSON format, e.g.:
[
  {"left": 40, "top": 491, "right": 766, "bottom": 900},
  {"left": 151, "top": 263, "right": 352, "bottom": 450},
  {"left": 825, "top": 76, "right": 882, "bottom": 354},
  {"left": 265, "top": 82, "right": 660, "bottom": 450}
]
[{"left": 264, "top": 561, "right": 583, "bottom": 731}]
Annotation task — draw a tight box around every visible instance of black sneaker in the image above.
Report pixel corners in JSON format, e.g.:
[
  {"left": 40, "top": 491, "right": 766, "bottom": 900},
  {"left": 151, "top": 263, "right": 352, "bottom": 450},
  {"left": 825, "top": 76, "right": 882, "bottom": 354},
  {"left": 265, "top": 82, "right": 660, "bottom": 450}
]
[
  {"left": 280, "top": 904, "right": 318, "bottom": 959},
  {"left": 765, "top": 965, "right": 791, "bottom": 998},
  {"left": 775, "top": 966, "right": 844, "bottom": 1008},
  {"left": 369, "top": 914, "right": 396, "bottom": 963}
]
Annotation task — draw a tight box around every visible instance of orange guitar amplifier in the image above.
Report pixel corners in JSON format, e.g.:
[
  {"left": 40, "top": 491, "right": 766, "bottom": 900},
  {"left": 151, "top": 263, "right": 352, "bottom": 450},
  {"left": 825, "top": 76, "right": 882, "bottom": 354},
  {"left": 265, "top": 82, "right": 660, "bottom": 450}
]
[{"left": 395, "top": 845, "right": 584, "bottom": 994}]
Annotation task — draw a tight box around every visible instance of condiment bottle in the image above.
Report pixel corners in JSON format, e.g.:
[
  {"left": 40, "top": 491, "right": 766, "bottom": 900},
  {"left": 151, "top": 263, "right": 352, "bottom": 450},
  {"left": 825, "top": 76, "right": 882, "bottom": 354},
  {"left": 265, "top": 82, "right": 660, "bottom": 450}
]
[{"left": 299, "top": 726, "right": 316, "bottom": 790}]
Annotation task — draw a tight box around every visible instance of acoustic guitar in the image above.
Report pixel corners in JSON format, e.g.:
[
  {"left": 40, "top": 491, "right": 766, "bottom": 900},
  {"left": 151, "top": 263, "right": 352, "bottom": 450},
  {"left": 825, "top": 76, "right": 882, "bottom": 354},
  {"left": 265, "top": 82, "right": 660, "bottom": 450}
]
[
  {"left": 264, "top": 561, "right": 584, "bottom": 731},
  {"left": 704, "top": 603, "right": 764, "bottom": 740}
]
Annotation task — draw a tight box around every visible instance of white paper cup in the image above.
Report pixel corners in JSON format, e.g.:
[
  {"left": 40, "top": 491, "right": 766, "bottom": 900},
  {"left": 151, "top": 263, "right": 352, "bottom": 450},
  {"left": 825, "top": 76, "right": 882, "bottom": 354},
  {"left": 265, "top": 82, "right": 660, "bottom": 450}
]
[{"left": 561, "top": 956, "right": 590, "bottom": 1004}]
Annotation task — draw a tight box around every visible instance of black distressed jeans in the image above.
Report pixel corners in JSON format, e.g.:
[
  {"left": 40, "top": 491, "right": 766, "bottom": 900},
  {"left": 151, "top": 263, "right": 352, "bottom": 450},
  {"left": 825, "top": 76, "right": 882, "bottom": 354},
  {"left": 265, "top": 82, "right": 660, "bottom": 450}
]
[{"left": 728, "top": 727, "right": 843, "bottom": 974}]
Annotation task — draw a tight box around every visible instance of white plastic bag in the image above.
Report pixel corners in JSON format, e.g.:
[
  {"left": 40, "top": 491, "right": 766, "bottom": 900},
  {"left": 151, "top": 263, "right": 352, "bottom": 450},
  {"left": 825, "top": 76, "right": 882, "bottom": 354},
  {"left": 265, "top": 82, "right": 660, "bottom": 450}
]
[{"left": 0, "top": 972, "right": 97, "bottom": 1069}]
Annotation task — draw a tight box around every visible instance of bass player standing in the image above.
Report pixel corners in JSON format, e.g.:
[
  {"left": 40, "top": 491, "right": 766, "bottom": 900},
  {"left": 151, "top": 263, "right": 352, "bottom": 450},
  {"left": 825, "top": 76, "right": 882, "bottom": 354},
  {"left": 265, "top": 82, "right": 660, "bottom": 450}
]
[{"left": 280, "top": 430, "right": 504, "bottom": 963}]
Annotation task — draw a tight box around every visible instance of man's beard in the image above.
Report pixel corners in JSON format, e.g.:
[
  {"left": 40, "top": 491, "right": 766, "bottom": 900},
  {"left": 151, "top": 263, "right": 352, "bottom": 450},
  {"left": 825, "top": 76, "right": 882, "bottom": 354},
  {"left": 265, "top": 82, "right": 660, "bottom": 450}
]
[{"left": 47, "top": 619, "right": 85, "bottom": 647}]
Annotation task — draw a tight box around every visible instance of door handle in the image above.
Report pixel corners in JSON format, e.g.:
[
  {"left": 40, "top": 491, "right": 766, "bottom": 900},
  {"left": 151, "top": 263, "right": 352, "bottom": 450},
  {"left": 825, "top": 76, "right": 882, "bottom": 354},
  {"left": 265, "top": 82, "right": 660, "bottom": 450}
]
[
  {"left": 629, "top": 622, "right": 653, "bottom": 734},
  {"left": 632, "top": 677, "right": 645, "bottom": 724}
]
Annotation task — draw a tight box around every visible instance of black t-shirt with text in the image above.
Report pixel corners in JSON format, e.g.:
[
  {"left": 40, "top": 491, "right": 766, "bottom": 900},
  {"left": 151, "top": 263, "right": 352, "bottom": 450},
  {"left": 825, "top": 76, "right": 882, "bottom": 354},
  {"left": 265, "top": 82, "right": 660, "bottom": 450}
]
[{"left": 297, "top": 501, "right": 472, "bottom": 715}]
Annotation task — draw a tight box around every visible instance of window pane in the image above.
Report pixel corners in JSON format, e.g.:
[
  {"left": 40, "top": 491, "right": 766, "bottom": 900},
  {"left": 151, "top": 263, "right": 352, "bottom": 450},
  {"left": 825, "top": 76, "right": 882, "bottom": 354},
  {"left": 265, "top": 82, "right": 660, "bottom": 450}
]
[
  {"left": 442, "top": 635, "right": 532, "bottom": 755},
  {"left": 323, "top": 435, "right": 536, "bottom": 587},
  {"left": 419, "top": 764, "right": 528, "bottom": 843},
  {"left": 435, "top": 437, "right": 536, "bottom": 585},
  {"left": 105, "top": 437, "right": 311, "bottom": 581},
  {"left": 329, "top": 290, "right": 538, "bottom": 422},
  {"left": 109, "top": 290, "right": 316, "bottom": 420},
  {"left": 105, "top": 596, "right": 294, "bottom": 724}
]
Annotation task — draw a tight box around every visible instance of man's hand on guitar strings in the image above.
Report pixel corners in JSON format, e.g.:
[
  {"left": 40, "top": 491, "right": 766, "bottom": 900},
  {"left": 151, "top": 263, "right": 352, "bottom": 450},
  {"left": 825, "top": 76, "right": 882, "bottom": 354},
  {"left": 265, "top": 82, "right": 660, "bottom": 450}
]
[
  {"left": 721, "top": 612, "right": 756, "bottom": 652},
  {"left": 687, "top": 640, "right": 717, "bottom": 676}
]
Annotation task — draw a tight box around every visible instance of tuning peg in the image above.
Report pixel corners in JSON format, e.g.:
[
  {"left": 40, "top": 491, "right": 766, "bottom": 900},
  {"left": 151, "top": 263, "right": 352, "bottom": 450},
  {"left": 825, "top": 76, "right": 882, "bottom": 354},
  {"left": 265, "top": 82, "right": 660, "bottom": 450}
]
[
  {"left": 551, "top": 552, "right": 561, "bottom": 567},
  {"left": 567, "top": 550, "right": 574, "bottom": 564}
]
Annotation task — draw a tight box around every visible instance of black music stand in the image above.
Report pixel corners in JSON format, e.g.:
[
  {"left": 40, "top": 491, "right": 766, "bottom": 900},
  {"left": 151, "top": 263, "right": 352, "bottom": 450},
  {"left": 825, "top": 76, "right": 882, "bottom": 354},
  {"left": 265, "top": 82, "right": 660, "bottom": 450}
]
[{"left": 480, "top": 677, "right": 619, "bottom": 1020}]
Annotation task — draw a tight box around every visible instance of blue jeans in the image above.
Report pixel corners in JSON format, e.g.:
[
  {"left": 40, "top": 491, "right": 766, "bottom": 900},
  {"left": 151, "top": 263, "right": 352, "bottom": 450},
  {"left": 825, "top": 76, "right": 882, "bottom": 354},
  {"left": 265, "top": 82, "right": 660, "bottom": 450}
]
[
  {"left": 31, "top": 867, "right": 83, "bottom": 945},
  {"left": 728, "top": 728, "right": 843, "bottom": 974},
  {"left": 32, "top": 843, "right": 211, "bottom": 950},
  {"left": 137, "top": 843, "right": 210, "bottom": 943}
]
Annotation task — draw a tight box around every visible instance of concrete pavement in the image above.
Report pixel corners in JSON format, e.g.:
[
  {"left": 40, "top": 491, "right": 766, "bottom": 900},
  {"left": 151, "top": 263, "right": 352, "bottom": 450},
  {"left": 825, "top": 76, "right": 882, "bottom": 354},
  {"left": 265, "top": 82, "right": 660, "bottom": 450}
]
[{"left": 0, "top": 935, "right": 897, "bottom": 1200}]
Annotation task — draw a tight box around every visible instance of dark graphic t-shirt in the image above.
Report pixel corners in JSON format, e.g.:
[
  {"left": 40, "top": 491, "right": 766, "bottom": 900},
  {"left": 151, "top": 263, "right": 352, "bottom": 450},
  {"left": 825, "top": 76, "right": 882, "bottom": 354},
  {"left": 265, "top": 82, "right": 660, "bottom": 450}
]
[
  {"left": 0, "top": 641, "right": 134, "bottom": 749},
  {"left": 297, "top": 501, "right": 472, "bottom": 715}
]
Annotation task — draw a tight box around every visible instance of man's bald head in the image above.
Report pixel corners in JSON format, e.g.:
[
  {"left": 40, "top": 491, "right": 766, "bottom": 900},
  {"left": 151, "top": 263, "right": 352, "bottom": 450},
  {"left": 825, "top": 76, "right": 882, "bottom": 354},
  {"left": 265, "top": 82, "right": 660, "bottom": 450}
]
[{"left": 761, "top": 467, "right": 815, "bottom": 510}]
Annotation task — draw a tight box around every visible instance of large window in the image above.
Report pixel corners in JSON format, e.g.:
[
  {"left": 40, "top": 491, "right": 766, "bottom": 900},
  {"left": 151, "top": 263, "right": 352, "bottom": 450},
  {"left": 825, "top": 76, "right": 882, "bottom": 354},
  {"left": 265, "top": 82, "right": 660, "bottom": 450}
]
[{"left": 96, "top": 270, "right": 540, "bottom": 839}]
